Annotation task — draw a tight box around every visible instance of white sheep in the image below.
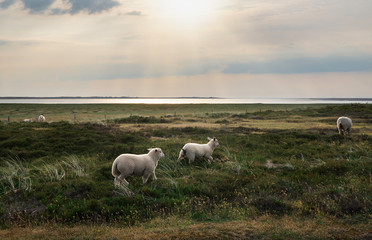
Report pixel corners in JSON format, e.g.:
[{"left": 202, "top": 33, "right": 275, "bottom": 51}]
[
  {"left": 23, "top": 119, "right": 32, "bottom": 122},
  {"left": 37, "top": 114, "right": 46, "bottom": 122},
  {"left": 111, "top": 148, "right": 165, "bottom": 186},
  {"left": 337, "top": 116, "right": 352, "bottom": 136},
  {"left": 178, "top": 137, "right": 219, "bottom": 164}
]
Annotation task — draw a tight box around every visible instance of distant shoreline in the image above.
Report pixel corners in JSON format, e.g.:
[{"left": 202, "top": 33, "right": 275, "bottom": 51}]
[
  {"left": 0, "top": 97, "right": 371, "bottom": 101},
  {"left": 0, "top": 97, "right": 371, "bottom": 105},
  {"left": 0, "top": 96, "right": 222, "bottom": 99}
]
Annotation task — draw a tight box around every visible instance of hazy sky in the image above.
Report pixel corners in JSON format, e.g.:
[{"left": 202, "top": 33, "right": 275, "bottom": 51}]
[{"left": 0, "top": 0, "right": 371, "bottom": 98}]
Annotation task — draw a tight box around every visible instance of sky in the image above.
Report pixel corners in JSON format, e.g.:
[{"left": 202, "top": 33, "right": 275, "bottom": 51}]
[{"left": 0, "top": 0, "right": 371, "bottom": 98}]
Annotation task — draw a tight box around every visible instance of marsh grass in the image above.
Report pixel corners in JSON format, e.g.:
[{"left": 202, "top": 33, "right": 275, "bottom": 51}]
[
  {"left": 0, "top": 156, "right": 32, "bottom": 193},
  {"left": 62, "top": 155, "right": 88, "bottom": 177},
  {"left": 38, "top": 162, "right": 66, "bottom": 182},
  {"left": 221, "top": 146, "right": 254, "bottom": 175},
  {"left": 113, "top": 183, "right": 135, "bottom": 198},
  {"left": 0, "top": 104, "right": 371, "bottom": 238}
]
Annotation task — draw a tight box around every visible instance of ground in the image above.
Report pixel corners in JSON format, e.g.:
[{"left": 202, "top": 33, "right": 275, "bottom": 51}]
[{"left": 0, "top": 103, "right": 371, "bottom": 239}]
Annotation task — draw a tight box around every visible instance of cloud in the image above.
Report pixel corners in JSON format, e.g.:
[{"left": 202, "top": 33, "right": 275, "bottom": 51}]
[
  {"left": 57, "top": 60, "right": 218, "bottom": 81},
  {"left": 67, "top": 0, "right": 120, "bottom": 15},
  {"left": 21, "top": 0, "right": 55, "bottom": 13},
  {"left": 0, "top": 0, "right": 120, "bottom": 14},
  {"left": 0, "top": 0, "right": 15, "bottom": 9},
  {"left": 126, "top": 10, "right": 141, "bottom": 16},
  {"left": 0, "top": 39, "right": 39, "bottom": 46},
  {"left": 0, "top": 39, "right": 9, "bottom": 45},
  {"left": 68, "top": 63, "right": 145, "bottom": 80},
  {"left": 223, "top": 56, "right": 372, "bottom": 74}
]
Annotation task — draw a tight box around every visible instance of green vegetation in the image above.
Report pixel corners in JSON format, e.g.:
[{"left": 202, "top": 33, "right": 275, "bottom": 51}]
[
  {"left": 0, "top": 103, "right": 329, "bottom": 122},
  {"left": 0, "top": 103, "right": 371, "bottom": 239}
]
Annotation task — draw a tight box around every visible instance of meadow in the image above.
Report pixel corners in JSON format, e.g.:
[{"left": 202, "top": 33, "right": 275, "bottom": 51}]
[{"left": 0, "top": 103, "right": 371, "bottom": 239}]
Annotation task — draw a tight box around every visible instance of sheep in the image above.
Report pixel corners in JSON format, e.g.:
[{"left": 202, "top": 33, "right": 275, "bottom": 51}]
[
  {"left": 111, "top": 148, "right": 165, "bottom": 186},
  {"left": 37, "top": 114, "right": 46, "bottom": 122},
  {"left": 337, "top": 116, "right": 352, "bottom": 136},
  {"left": 178, "top": 137, "right": 219, "bottom": 164},
  {"left": 23, "top": 119, "right": 32, "bottom": 122}
]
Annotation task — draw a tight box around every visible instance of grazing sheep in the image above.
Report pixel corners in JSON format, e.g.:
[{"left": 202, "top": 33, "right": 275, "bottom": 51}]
[
  {"left": 337, "top": 116, "right": 352, "bottom": 135},
  {"left": 23, "top": 119, "right": 32, "bottom": 122},
  {"left": 37, "top": 114, "right": 46, "bottom": 122},
  {"left": 112, "top": 148, "right": 165, "bottom": 186},
  {"left": 178, "top": 137, "right": 219, "bottom": 164}
]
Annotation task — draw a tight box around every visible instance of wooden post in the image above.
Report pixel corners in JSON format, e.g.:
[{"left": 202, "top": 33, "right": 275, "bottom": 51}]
[
  {"left": 74, "top": 113, "right": 76, "bottom": 121},
  {"left": 8, "top": 116, "right": 10, "bottom": 123},
  {"left": 174, "top": 111, "right": 176, "bottom": 116},
  {"left": 104, "top": 114, "right": 106, "bottom": 120}
]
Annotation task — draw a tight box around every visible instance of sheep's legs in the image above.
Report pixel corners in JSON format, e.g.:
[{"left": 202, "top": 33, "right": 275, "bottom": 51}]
[
  {"left": 152, "top": 171, "right": 157, "bottom": 181},
  {"left": 142, "top": 172, "right": 151, "bottom": 184},
  {"left": 187, "top": 154, "right": 195, "bottom": 164},
  {"left": 207, "top": 156, "right": 213, "bottom": 164},
  {"left": 115, "top": 174, "right": 129, "bottom": 186}
]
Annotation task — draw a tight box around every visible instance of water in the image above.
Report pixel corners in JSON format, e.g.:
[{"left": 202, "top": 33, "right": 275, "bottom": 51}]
[{"left": 0, "top": 98, "right": 371, "bottom": 104}]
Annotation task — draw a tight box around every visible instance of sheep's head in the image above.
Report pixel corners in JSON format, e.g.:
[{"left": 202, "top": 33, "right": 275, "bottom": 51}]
[
  {"left": 148, "top": 148, "right": 165, "bottom": 158},
  {"left": 207, "top": 137, "right": 219, "bottom": 147}
]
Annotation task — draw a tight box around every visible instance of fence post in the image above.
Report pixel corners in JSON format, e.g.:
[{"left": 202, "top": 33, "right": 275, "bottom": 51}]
[
  {"left": 104, "top": 114, "right": 106, "bottom": 120},
  {"left": 74, "top": 113, "right": 76, "bottom": 121},
  {"left": 8, "top": 116, "right": 10, "bottom": 123}
]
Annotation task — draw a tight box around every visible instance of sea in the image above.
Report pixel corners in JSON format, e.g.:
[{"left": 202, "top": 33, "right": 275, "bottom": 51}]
[{"left": 0, "top": 98, "right": 371, "bottom": 104}]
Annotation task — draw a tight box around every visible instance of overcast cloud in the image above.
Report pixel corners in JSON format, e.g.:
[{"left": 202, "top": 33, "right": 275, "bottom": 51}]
[
  {"left": 0, "top": 0, "right": 120, "bottom": 14},
  {"left": 0, "top": 0, "right": 371, "bottom": 97}
]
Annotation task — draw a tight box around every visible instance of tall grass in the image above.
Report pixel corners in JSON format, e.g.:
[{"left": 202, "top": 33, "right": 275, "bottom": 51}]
[
  {"left": 0, "top": 156, "right": 32, "bottom": 193},
  {"left": 38, "top": 162, "right": 66, "bottom": 181},
  {"left": 221, "top": 147, "right": 253, "bottom": 175},
  {"left": 0, "top": 155, "right": 91, "bottom": 195},
  {"left": 62, "top": 155, "right": 87, "bottom": 177},
  {"left": 113, "top": 183, "right": 135, "bottom": 197}
]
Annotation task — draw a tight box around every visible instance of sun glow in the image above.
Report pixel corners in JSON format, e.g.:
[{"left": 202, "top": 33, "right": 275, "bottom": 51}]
[{"left": 151, "top": 0, "right": 220, "bottom": 24}]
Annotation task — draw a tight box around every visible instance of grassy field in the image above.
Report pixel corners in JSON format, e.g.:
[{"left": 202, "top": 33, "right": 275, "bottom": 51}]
[
  {"left": 0, "top": 103, "right": 371, "bottom": 239},
  {"left": 0, "top": 103, "right": 330, "bottom": 122}
]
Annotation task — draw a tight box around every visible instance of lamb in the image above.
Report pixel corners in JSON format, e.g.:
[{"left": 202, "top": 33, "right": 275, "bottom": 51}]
[
  {"left": 337, "top": 116, "right": 352, "bottom": 135},
  {"left": 178, "top": 137, "right": 219, "bottom": 164},
  {"left": 37, "top": 114, "right": 46, "bottom": 122},
  {"left": 112, "top": 148, "right": 165, "bottom": 186}
]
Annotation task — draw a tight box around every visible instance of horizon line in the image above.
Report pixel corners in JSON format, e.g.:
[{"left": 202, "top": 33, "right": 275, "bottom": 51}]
[{"left": 0, "top": 97, "right": 372, "bottom": 100}]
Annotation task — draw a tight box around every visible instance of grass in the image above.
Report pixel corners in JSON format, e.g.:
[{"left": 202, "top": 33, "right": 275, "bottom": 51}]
[
  {"left": 0, "top": 103, "right": 330, "bottom": 122},
  {"left": 0, "top": 156, "right": 33, "bottom": 193},
  {"left": 0, "top": 103, "right": 371, "bottom": 239},
  {"left": 0, "top": 216, "right": 371, "bottom": 239}
]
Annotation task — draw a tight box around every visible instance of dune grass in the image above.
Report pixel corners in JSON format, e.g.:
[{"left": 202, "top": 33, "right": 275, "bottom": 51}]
[{"left": 0, "top": 103, "right": 371, "bottom": 239}]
